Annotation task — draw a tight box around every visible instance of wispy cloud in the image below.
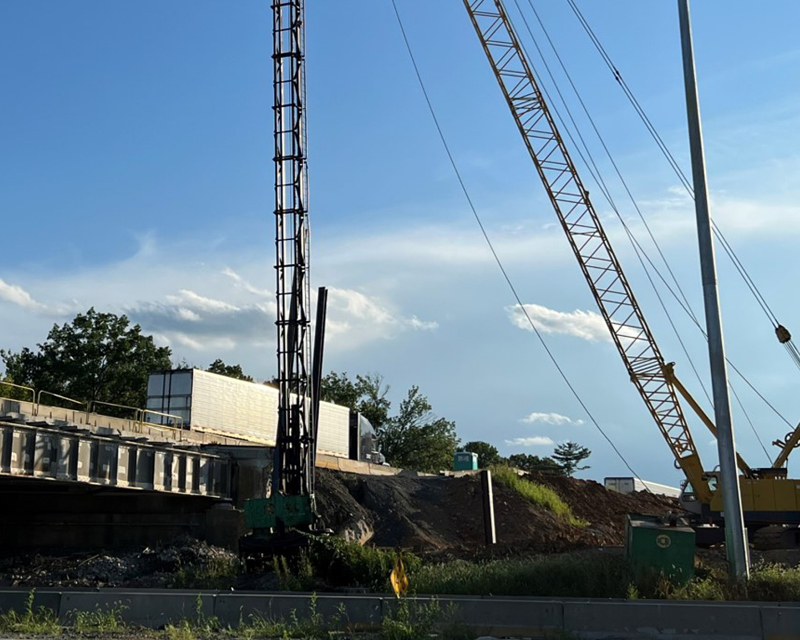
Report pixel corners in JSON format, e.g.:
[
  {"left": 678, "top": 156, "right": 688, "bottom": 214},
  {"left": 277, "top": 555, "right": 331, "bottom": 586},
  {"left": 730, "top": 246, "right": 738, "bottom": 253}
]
[
  {"left": 521, "top": 412, "right": 584, "bottom": 427},
  {"left": 222, "top": 267, "right": 271, "bottom": 297},
  {"left": 325, "top": 287, "right": 438, "bottom": 350},
  {"left": 0, "top": 275, "right": 80, "bottom": 316},
  {"left": 507, "top": 303, "right": 609, "bottom": 342},
  {"left": 128, "top": 290, "right": 275, "bottom": 353},
  {"left": 0, "top": 277, "right": 46, "bottom": 312},
  {"left": 504, "top": 436, "right": 555, "bottom": 447}
]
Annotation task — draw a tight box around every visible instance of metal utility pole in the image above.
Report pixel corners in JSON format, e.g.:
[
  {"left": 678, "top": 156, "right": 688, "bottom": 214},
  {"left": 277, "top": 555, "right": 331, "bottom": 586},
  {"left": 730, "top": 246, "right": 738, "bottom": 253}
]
[{"left": 678, "top": 0, "right": 749, "bottom": 579}]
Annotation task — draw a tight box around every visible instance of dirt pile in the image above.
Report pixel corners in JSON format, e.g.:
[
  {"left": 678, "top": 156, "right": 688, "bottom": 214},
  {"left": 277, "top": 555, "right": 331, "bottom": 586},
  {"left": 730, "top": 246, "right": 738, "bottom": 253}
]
[{"left": 315, "top": 469, "right": 676, "bottom": 556}]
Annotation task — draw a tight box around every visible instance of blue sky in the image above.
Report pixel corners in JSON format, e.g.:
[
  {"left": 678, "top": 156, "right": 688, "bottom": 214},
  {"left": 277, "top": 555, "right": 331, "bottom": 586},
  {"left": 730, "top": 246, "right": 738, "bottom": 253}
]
[{"left": 2, "top": 1, "right": 800, "bottom": 485}]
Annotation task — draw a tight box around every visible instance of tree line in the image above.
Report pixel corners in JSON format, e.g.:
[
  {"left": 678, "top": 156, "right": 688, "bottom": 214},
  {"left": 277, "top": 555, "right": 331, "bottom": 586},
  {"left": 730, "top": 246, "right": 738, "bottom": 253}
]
[{"left": 1, "top": 309, "right": 590, "bottom": 476}]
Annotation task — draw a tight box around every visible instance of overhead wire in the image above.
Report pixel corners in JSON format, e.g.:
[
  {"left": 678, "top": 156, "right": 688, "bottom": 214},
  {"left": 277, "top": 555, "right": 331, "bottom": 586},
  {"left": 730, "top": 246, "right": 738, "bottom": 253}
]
[
  {"left": 565, "top": 0, "right": 800, "bottom": 378},
  {"left": 509, "top": 0, "right": 778, "bottom": 459},
  {"left": 514, "top": 0, "right": 788, "bottom": 455},
  {"left": 388, "top": 0, "right": 646, "bottom": 482},
  {"left": 508, "top": 0, "right": 712, "bottom": 409}
]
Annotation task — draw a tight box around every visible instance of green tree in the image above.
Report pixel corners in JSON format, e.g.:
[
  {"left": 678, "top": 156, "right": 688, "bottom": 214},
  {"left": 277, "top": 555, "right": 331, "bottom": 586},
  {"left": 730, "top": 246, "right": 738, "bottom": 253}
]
[
  {"left": 320, "top": 371, "right": 459, "bottom": 472},
  {"left": 464, "top": 441, "right": 502, "bottom": 469},
  {"left": 507, "top": 453, "right": 564, "bottom": 475},
  {"left": 320, "top": 371, "right": 391, "bottom": 430},
  {"left": 379, "top": 386, "right": 459, "bottom": 473},
  {"left": 1, "top": 308, "right": 172, "bottom": 411},
  {"left": 206, "top": 359, "right": 253, "bottom": 382},
  {"left": 552, "top": 441, "right": 591, "bottom": 477}
]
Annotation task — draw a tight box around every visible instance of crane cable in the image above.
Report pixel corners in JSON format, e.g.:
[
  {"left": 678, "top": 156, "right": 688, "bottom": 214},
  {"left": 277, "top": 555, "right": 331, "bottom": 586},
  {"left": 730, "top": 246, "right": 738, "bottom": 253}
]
[
  {"left": 389, "top": 0, "right": 647, "bottom": 484},
  {"left": 509, "top": 0, "right": 773, "bottom": 460},
  {"left": 566, "top": 0, "right": 800, "bottom": 376}
]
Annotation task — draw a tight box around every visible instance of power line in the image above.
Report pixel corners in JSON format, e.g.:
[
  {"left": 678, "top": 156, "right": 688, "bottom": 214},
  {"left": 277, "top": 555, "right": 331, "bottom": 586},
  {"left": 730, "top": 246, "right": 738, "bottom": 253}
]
[
  {"left": 509, "top": 0, "right": 778, "bottom": 458},
  {"left": 566, "top": 0, "right": 800, "bottom": 376},
  {"left": 389, "top": 0, "right": 645, "bottom": 482}
]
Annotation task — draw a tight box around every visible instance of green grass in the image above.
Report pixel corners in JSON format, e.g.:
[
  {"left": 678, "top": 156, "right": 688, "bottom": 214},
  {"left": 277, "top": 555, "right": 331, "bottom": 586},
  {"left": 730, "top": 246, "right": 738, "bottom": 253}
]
[
  {"left": 412, "top": 552, "right": 800, "bottom": 602},
  {"left": 0, "top": 590, "right": 62, "bottom": 636},
  {"left": 305, "top": 535, "right": 421, "bottom": 591},
  {"left": 413, "top": 553, "right": 631, "bottom": 598},
  {"left": 490, "top": 465, "right": 585, "bottom": 526},
  {"left": 381, "top": 598, "right": 441, "bottom": 640},
  {"left": 71, "top": 602, "right": 128, "bottom": 633},
  {"left": 747, "top": 562, "right": 800, "bottom": 601},
  {"left": 170, "top": 556, "right": 242, "bottom": 590}
]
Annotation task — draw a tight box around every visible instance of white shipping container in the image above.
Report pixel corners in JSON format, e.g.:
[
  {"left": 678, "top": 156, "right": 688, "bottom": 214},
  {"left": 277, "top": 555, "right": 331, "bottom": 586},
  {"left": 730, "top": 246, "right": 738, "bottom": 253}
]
[
  {"left": 146, "top": 369, "right": 350, "bottom": 458},
  {"left": 604, "top": 476, "right": 680, "bottom": 499}
]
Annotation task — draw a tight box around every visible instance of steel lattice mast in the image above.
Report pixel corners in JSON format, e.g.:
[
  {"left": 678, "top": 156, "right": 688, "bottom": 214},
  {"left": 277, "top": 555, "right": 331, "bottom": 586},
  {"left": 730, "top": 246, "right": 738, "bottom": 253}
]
[
  {"left": 272, "top": 0, "right": 313, "bottom": 498},
  {"left": 462, "top": 0, "right": 710, "bottom": 501}
]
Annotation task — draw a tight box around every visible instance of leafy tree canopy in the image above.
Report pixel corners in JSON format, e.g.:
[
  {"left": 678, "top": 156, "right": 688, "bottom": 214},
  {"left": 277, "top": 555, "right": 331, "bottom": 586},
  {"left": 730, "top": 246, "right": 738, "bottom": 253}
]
[
  {"left": 320, "top": 371, "right": 391, "bottom": 432},
  {"left": 1, "top": 308, "right": 172, "bottom": 411},
  {"left": 506, "top": 452, "right": 565, "bottom": 475},
  {"left": 552, "top": 441, "right": 591, "bottom": 477},
  {"left": 464, "top": 440, "right": 502, "bottom": 469},
  {"left": 320, "top": 371, "right": 459, "bottom": 473},
  {"left": 206, "top": 359, "right": 253, "bottom": 382}
]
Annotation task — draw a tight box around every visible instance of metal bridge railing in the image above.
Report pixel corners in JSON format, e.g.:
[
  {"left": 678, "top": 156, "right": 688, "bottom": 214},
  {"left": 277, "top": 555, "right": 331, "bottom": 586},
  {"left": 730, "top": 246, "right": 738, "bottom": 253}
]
[
  {"left": 35, "top": 390, "right": 88, "bottom": 417},
  {"left": 1, "top": 386, "right": 185, "bottom": 443},
  {"left": 0, "top": 381, "right": 36, "bottom": 405},
  {"left": 140, "top": 409, "right": 185, "bottom": 439}
]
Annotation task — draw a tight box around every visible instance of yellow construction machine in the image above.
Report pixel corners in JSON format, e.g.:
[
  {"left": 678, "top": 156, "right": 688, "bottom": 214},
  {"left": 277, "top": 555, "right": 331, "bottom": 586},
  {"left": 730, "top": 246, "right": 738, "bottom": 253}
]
[{"left": 462, "top": 0, "right": 800, "bottom": 543}]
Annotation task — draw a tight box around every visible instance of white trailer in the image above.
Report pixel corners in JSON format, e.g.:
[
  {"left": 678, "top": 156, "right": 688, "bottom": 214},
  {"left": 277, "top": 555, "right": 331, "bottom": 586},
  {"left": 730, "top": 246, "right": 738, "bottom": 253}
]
[
  {"left": 145, "top": 368, "right": 350, "bottom": 458},
  {"left": 604, "top": 476, "right": 681, "bottom": 499}
]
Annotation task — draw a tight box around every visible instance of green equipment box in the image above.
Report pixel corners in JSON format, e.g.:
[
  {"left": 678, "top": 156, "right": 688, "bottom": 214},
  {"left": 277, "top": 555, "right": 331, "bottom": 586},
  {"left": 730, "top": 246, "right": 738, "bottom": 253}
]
[
  {"left": 625, "top": 513, "right": 695, "bottom": 582},
  {"left": 454, "top": 451, "right": 479, "bottom": 471}
]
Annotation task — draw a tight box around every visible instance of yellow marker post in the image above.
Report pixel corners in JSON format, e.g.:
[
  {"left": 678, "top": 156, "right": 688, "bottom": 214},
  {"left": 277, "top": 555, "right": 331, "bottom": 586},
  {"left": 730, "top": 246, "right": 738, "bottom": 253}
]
[{"left": 390, "top": 557, "right": 409, "bottom": 598}]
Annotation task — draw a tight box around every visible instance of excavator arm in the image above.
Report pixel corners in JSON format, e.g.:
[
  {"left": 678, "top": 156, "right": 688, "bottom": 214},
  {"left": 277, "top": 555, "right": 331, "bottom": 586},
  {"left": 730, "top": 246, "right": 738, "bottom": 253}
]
[{"left": 462, "top": 0, "right": 712, "bottom": 502}]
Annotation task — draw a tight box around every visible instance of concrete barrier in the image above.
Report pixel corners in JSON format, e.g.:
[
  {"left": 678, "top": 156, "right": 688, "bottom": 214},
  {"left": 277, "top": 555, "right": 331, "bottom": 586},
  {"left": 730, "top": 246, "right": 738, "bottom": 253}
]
[
  {"left": 58, "top": 591, "right": 216, "bottom": 627},
  {"left": 390, "top": 596, "right": 563, "bottom": 637},
  {"left": 0, "top": 589, "right": 61, "bottom": 618},
  {"left": 0, "top": 589, "right": 798, "bottom": 638},
  {"left": 564, "top": 600, "right": 764, "bottom": 640},
  {"left": 760, "top": 605, "right": 800, "bottom": 640},
  {"left": 215, "top": 593, "right": 384, "bottom": 629}
]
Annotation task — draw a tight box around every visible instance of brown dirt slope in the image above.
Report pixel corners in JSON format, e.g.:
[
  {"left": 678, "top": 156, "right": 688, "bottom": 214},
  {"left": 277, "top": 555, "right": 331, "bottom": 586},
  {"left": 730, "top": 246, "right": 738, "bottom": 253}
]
[{"left": 316, "top": 469, "right": 676, "bottom": 556}]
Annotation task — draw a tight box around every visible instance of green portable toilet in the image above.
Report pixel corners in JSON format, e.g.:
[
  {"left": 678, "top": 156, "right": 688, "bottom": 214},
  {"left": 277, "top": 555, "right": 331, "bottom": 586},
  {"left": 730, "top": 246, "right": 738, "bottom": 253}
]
[
  {"left": 625, "top": 513, "right": 695, "bottom": 582},
  {"left": 454, "top": 451, "right": 479, "bottom": 471}
]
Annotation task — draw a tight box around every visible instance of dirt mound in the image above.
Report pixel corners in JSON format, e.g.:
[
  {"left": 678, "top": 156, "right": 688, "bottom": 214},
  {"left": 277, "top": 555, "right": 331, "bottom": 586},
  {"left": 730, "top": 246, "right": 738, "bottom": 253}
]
[{"left": 316, "top": 469, "right": 676, "bottom": 556}]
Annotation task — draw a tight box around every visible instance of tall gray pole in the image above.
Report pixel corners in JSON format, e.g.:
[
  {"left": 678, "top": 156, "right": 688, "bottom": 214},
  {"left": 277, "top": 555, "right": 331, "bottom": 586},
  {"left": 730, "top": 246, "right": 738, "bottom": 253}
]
[{"left": 678, "top": 0, "right": 749, "bottom": 579}]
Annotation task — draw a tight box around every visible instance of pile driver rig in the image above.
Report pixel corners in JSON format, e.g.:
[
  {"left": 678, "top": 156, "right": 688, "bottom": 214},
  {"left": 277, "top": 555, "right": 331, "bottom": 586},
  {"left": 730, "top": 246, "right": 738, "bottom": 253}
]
[
  {"left": 241, "top": 0, "right": 327, "bottom": 553},
  {"left": 462, "top": 0, "right": 800, "bottom": 538}
]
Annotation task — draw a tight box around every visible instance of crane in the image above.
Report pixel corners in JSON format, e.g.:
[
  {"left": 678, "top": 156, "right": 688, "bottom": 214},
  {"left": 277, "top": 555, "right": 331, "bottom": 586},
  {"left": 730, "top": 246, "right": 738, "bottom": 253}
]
[
  {"left": 462, "top": 0, "right": 800, "bottom": 531},
  {"left": 241, "top": 0, "right": 327, "bottom": 552}
]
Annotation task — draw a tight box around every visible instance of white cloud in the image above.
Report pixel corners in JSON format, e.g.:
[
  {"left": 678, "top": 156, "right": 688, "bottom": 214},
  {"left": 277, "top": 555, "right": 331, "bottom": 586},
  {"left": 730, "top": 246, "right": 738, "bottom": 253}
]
[
  {"left": 504, "top": 436, "right": 555, "bottom": 447},
  {"left": 222, "top": 267, "right": 271, "bottom": 297},
  {"left": 165, "top": 289, "right": 239, "bottom": 313},
  {"left": 521, "top": 411, "right": 584, "bottom": 427},
  {"left": 0, "top": 277, "right": 46, "bottom": 312},
  {"left": 507, "top": 303, "right": 610, "bottom": 342},
  {"left": 325, "top": 287, "right": 438, "bottom": 350}
]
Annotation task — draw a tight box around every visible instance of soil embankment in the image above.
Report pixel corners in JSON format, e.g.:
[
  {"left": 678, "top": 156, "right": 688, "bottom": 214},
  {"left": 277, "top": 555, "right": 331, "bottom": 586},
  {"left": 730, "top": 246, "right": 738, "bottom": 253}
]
[
  {"left": 1, "top": 468, "right": 676, "bottom": 587},
  {"left": 315, "top": 468, "right": 675, "bottom": 556}
]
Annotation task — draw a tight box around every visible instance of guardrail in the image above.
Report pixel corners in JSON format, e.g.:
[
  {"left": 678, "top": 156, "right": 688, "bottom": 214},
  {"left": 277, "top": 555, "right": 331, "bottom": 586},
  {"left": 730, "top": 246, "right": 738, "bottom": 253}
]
[
  {"left": 139, "top": 409, "right": 184, "bottom": 439},
  {"left": 36, "top": 390, "right": 87, "bottom": 416},
  {"left": 0, "top": 381, "right": 35, "bottom": 404},
  {"left": 2, "top": 387, "right": 185, "bottom": 441}
]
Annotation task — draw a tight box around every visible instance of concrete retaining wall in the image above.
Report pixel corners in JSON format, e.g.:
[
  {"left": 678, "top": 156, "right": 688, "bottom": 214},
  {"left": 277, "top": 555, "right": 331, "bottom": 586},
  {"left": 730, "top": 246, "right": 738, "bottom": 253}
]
[{"left": 1, "top": 590, "right": 798, "bottom": 639}]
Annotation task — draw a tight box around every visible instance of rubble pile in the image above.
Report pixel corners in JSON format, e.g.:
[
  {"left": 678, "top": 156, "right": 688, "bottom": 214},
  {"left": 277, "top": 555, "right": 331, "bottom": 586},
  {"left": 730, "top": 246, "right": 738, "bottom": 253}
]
[{"left": 0, "top": 539, "right": 237, "bottom": 588}]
